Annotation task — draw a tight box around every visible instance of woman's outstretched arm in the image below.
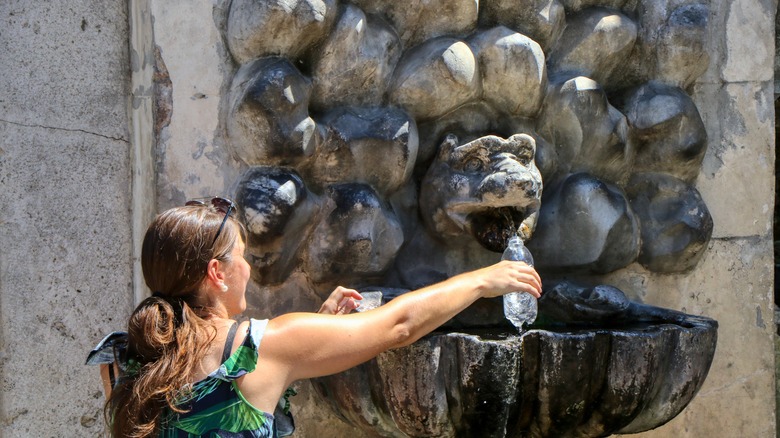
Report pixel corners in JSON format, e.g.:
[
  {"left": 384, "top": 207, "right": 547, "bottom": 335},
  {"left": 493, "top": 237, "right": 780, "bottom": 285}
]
[{"left": 259, "top": 260, "right": 540, "bottom": 385}]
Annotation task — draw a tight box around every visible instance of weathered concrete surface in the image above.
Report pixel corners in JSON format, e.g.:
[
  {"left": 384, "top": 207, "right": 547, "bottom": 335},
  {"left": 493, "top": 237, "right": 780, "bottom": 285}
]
[
  {"left": 606, "top": 238, "right": 775, "bottom": 438},
  {"left": 151, "top": 0, "right": 239, "bottom": 205},
  {"left": 0, "top": 1, "right": 134, "bottom": 436},
  {"left": 720, "top": 0, "right": 775, "bottom": 83},
  {"left": 695, "top": 81, "right": 775, "bottom": 238}
]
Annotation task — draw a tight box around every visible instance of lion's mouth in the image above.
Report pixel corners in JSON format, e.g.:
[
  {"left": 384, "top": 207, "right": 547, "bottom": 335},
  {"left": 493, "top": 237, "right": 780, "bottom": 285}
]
[{"left": 467, "top": 207, "right": 527, "bottom": 252}]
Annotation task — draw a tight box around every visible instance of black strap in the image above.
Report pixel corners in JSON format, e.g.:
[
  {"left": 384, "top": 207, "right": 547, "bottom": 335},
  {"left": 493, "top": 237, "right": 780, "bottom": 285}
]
[
  {"left": 222, "top": 322, "right": 239, "bottom": 363},
  {"left": 108, "top": 362, "right": 116, "bottom": 388}
]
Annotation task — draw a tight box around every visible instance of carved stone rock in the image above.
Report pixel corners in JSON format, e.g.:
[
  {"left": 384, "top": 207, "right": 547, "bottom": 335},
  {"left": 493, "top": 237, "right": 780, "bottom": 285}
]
[
  {"left": 389, "top": 37, "right": 479, "bottom": 120},
  {"left": 528, "top": 172, "right": 640, "bottom": 273},
  {"left": 310, "top": 4, "right": 401, "bottom": 110},
  {"left": 548, "top": 8, "right": 638, "bottom": 84},
  {"left": 604, "top": 0, "right": 710, "bottom": 90},
  {"left": 626, "top": 172, "right": 713, "bottom": 273},
  {"left": 621, "top": 82, "right": 707, "bottom": 183},
  {"left": 537, "top": 77, "right": 632, "bottom": 187},
  {"left": 227, "top": 57, "right": 321, "bottom": 166},
  {"left": 468, "top": 26, "right": 547, "bottom": 118},
  {"left": 227, "top": 0, "right": 337, "bottom": 63},
  {"left": 236, "top": 167, "right": 316, "bottom": 285},
  {"left": 478, "top": 0, "right": 566, "bottom": 51},
  {"left": 301, "top": 107, "right": 418, "bottom": 196},
  {"left": 303, "top": 183, "right": 404, "bottom": 283},
  {"left": 655, "top": 4, "right": 710, "bottom": 88},
  {"left": 350, "top": 0, "right": 479, "bottom": 48}
]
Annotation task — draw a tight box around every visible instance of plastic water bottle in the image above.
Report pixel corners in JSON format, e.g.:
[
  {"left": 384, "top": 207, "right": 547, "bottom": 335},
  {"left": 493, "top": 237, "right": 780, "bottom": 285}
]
[{"left": 502, "top": 233, "right": 537, "bottom": 331}]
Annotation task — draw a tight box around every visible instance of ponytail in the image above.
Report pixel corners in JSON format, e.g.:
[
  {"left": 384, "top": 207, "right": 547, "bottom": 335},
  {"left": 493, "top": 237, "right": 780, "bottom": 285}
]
[{"left": 106, "top": 296, "right": 215, "bottom": 437}]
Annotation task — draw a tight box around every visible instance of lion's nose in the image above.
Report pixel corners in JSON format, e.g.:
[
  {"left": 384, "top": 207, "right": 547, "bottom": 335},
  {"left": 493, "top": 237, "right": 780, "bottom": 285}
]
[
  {"left": 476, "top": 172, "right": 540, "bottom": 200},
  {"left": 514, "top": 177, "right": 540, "bottom": 198}
]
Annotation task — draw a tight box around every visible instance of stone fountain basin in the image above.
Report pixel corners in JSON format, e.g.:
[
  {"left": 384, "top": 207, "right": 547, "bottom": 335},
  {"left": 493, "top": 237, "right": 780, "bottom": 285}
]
[{"left": 312, "top": 311, "right": 717, "bottom": 438}]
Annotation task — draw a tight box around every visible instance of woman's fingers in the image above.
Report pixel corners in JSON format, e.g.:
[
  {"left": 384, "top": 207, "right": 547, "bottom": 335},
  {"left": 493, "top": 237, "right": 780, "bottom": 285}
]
[
  {"left": 515, "top": 264, "right": 542, "bottom": 298},
  {"left": 517, "top": 265, "right": 542, "bottom": 298},
  {"left": 336, "top": 297, "right": 360, "bottom": 314},
  {"left": 480, "top": 261, "right": 543, "bottom": 298},
  {"left": 318, "top": 287, "right": 363, "bottom": 314}
]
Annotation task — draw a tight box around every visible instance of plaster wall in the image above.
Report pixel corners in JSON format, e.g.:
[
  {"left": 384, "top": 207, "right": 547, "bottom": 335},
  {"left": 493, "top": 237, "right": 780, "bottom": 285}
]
[{"left": 0, "top": 1, "right": 135, "bottom": 436}]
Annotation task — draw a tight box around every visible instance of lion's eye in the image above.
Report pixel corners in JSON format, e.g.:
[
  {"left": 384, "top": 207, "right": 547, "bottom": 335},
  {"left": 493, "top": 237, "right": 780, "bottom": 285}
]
[
  {"left": 516, "top": 153, "right": 532, "bottom": 166},
  {"left": 517, "top": 144, "right": 534, "bottom": 165},
  {"left": 463, "top": 158, "right": 483, "bottom": 172}
]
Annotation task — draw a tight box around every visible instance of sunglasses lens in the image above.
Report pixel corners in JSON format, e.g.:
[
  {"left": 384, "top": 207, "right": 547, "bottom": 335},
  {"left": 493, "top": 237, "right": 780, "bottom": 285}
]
[
  {"left": 184, "top": 197, "right": 236, "bottom": 247},
  {"left": 210, "top": 198, "right": 235, "bottom": 215},
  {"left": 185, "top": 197, "right": 235, "bottom": 217}
]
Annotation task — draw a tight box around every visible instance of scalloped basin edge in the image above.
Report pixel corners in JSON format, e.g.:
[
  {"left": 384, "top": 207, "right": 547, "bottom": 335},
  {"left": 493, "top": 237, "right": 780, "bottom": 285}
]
[{"left": 312, "top": 312, "right": 717, "bottom": 438}]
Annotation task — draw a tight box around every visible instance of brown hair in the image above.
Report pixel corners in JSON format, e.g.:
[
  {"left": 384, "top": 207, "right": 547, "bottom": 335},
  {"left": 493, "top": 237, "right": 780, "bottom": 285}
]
[{"left": 106, "top": 205, "right": 245, "bottom": 437}]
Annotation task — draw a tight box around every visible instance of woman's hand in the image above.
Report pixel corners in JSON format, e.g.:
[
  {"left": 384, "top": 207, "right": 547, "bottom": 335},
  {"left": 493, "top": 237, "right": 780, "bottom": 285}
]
[
  {"left": 318, "top": 286, "right": 363, "bottom": 315},
  {"left": 466, "top": 260, "right": 542, "bottom": 299}
]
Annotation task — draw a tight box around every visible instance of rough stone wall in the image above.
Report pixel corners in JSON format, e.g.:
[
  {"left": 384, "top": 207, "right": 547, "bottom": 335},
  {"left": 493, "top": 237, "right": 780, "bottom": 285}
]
[
  {"left": 146, "top": 0, "right": 777, "bottom": 437},
  {"left": 148, "top": 0, "right": 776, "bottom": 437},
  {"left": 145, "top": 1, "right": 772, "bottom": 437},
  {"left": 0, "top": 1, "right": 134, "bottom": 436}
]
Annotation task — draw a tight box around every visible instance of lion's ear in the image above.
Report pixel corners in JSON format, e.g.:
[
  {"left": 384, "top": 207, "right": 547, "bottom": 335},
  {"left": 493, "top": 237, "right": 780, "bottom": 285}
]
[
  {"left": 437, "top": 133, "right": 459, "bottom": 161},
  {"left": 510, "top": 133, "right": 536, "bottom": 165}
]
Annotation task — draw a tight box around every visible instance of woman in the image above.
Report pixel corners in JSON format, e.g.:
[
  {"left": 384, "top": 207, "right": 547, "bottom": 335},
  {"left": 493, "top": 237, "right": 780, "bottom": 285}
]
[{"left": 99, "top": 198, "right": 541, "bottom": 437}]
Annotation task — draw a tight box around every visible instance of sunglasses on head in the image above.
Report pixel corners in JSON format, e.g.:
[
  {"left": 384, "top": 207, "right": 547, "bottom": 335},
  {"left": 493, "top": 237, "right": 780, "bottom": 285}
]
[{"left": 185, "top": 197, "right": 236, "bottom": 246}]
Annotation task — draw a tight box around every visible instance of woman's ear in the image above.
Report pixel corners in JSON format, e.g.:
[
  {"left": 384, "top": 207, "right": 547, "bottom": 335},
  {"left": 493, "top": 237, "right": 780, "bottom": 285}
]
[{"left": 205, "top": 258, "right": 226, "bottom": 289}]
